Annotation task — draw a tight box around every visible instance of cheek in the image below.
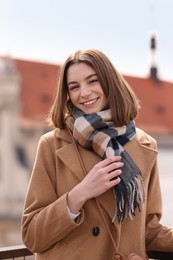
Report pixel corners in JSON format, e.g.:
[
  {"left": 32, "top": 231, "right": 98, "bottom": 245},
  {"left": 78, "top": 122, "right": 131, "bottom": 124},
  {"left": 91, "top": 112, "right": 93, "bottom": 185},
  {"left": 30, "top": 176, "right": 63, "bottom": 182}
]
[
  {"left": 69, "top": 92, "right": 78, "bottom": 103},
  {"left": 100, "top": 90, "right": 107, "bottom": 104},
  {"left": 103, "top": 96, "right": 108, "bottom": 105}
]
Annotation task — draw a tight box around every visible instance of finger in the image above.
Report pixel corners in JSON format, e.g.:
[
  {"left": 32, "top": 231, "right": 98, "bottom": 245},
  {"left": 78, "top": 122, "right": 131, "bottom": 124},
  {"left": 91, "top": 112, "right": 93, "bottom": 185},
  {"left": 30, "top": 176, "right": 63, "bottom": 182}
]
[
  {"left": 109, "top": 176, "right": 121, "bottom": 187},
  {"left": 106, "top": 161, "right": 124, "bottom": 173},
  {"left": 108, "top": 169, "right": 122, "bottom": 181},
  {"left": 97, "top": 156, "right": 122, "bottom": 169}
]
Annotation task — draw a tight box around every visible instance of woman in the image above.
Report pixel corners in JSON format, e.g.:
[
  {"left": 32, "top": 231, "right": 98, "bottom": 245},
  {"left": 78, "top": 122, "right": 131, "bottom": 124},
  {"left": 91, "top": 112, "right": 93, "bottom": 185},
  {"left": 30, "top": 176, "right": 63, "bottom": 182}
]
[{"left": 22, "top": 49, "right": 173, "bottom": 259}]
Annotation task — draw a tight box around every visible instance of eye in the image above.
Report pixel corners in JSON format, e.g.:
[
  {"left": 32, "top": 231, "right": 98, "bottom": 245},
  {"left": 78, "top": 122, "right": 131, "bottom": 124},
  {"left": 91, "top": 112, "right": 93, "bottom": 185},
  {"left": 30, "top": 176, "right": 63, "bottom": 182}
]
[
  {"left": 89, "top": 78, "right": 98, "bottom": 84},
  {"left": 68, "top": 85, "right": 79, "bottom": 91}
]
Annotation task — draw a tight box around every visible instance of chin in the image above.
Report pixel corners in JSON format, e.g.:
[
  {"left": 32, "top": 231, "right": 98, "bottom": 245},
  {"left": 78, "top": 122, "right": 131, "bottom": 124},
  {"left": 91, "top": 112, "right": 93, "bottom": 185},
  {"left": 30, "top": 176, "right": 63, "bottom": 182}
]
[
  {"left": 85, "top": 109, "right": 100, "bottom": 114},
  {"left": 79, "top": 104, "right": 104, "bottom": 114}
]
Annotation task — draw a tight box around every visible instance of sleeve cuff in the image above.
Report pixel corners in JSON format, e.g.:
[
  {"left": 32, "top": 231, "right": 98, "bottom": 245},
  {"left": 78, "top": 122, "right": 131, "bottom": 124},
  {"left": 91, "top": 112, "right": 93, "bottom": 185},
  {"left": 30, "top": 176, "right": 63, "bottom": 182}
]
[{"left": 67, "top": 206, "right": 81, "bottom": 220}]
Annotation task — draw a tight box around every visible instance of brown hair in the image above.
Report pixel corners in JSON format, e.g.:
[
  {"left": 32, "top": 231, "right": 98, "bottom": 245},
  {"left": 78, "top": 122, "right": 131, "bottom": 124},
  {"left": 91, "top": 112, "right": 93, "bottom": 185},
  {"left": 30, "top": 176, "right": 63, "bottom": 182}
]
[{"left": 49, "top": 49, "right": 140, "bottom": 128}]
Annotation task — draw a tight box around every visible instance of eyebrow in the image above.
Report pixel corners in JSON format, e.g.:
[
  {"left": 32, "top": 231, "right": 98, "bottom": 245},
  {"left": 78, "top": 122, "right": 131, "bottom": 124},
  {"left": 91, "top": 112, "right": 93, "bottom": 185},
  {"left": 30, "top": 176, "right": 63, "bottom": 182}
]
[{"left": 67, "top": 73, "right": 97, "bottom": 86}]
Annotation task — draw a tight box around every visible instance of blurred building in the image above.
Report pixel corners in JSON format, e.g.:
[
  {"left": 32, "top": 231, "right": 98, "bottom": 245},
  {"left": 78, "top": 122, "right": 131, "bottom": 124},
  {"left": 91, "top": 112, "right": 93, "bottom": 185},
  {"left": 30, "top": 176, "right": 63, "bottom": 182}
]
[
  {"left": 126, "top": 75, "right": 173, "bottom": 145},
  {"left": 0, "top": 56, "right": 60, "bottom": 220},
  {"left": 0, "top": 57, "right": 23, "bottom": 218},
  {"left": 1, "top": 37, "right": 173, "bottom": 245},
  {"left": 0, "top": 47, "right": 173, "bottom": 220},
  {"left": 127, "top": 33, "right": 173, "bottom": 146}
]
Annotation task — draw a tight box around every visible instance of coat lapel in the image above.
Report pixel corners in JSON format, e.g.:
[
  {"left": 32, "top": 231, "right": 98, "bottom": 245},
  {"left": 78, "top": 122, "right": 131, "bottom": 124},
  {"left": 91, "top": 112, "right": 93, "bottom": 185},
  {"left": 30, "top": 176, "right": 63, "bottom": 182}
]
[
  {"left": 124, "top": 129, "right": 158, "bottom": 180},
  {"left": 56, "top": 142, "right": 101, "bottom": 181},
  {"left": 55, "top": 127, "right": 102, "bottom": 181},
  {"left": 56, "top": 141, "right": 116, "bottom": 220}
]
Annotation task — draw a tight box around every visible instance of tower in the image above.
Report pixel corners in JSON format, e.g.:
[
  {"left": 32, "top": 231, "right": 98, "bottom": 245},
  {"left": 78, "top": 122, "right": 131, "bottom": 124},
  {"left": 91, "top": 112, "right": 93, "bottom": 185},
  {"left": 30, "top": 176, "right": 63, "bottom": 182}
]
[
  {"left": 0, "top": 56, "right": 26, "bottom": 217},
  {"left": 149, "top": 33, "right": 159, "bottom": 81}
]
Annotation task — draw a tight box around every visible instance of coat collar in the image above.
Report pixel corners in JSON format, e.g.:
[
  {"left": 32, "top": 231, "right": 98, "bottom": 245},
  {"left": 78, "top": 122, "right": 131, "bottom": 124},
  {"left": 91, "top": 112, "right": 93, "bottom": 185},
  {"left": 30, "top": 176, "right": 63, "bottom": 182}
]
[{"left": 55, "top": 126, "right": 158, "bottom": 222}]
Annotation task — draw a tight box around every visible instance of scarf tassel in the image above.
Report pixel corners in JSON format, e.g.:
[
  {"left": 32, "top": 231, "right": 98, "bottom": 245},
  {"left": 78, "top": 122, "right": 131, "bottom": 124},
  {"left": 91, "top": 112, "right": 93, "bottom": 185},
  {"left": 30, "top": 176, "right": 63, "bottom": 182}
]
[{"left": 113, "top": 174, "right": 145, "bottom": 223}]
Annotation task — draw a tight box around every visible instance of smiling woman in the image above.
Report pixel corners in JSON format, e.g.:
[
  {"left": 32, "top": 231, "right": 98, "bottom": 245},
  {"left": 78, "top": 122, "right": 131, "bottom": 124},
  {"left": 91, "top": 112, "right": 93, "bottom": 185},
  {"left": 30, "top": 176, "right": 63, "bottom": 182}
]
[
  {"left": 21, "top": 49, "right": 173, "bottom": 260},
  {"left": 67, "top": 63, "right": 107, "bottom": 114},
  {"left": 51, "top": 49, "right": 140, "bottom": 129}
]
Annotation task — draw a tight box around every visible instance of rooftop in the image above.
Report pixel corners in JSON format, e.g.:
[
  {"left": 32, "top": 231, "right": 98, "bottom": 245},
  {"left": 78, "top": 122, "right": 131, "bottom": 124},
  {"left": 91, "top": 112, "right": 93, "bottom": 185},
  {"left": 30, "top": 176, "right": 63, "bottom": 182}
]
[{"left": 1, "top": 57, "right": 173, "bottom": 136}]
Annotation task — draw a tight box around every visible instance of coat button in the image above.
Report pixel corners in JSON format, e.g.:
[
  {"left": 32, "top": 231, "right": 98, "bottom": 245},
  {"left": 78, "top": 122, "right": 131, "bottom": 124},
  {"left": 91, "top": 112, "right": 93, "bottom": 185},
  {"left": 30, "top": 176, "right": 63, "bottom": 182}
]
[{"left": 92, "top": 226, "right": 100, "bottom": 236}]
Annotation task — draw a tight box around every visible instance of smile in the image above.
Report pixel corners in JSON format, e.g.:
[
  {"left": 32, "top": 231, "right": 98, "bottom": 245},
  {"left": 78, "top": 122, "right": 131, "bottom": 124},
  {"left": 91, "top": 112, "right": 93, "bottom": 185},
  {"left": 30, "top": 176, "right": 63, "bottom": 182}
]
[{"left": 82, "top": 98, "right": 98, "bottom": 106}]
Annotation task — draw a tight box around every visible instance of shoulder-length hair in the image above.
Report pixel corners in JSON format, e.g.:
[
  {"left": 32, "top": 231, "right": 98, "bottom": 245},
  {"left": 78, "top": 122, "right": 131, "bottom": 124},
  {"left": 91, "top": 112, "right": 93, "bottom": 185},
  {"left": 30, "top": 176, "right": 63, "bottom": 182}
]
[{"left": 49, "top": 49, "right": 140, "bottom": 128}]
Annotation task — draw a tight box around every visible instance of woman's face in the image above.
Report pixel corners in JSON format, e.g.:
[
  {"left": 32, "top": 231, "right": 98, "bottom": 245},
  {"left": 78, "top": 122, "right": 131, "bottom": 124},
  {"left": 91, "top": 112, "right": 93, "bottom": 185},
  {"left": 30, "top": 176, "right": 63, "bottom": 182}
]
[{"left": 67, "top": 63, "right": 107, "bottom": 114}]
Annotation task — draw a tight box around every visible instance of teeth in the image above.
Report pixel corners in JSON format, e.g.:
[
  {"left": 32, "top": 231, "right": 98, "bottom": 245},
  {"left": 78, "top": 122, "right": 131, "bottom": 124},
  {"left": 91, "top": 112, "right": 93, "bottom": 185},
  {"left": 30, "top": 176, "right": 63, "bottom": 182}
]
[{"left": 83, "top": 99, "right": 97, "bottom": 105}]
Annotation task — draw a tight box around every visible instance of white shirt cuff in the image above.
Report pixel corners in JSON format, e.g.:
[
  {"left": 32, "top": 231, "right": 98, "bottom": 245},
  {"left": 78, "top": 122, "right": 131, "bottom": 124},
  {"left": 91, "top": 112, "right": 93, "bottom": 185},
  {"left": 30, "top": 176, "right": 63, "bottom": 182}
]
[{"left": 67, "top": 206, "right": 81, "bottom": 220}]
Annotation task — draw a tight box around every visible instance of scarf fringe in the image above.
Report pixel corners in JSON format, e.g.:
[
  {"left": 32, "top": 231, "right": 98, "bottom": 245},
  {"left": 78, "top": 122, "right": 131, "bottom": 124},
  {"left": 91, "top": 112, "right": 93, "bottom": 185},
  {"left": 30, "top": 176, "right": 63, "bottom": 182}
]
[{"left": 113, "top": 174, "right": 145, "bottom": 223}]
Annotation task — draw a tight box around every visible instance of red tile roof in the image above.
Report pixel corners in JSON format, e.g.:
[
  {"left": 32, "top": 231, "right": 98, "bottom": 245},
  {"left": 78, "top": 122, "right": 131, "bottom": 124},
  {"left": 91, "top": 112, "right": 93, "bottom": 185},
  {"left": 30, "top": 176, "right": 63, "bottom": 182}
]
[
  {"left": 125, "top": 75, "right": 173, "bottom": 135},
  {"left": 12, "top": 59, "right": 173, "bottom": 135},
  {"left": 14, "top": 59, "right": 60, "bottom": 122}
]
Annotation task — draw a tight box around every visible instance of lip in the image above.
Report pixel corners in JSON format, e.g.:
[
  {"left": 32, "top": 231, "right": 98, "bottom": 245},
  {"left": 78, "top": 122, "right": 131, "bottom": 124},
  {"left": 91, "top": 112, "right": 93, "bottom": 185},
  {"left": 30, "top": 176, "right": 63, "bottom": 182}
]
[{"left": 81, "top": 98, "right": 99, "bottom": 106}]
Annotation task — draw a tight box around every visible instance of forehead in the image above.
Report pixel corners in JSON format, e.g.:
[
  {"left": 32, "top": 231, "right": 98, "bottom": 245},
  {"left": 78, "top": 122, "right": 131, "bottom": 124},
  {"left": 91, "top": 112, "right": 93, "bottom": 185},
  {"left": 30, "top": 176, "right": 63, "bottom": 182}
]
[{"left": 67, "top": 63, "right": 96, "bottom": 81}]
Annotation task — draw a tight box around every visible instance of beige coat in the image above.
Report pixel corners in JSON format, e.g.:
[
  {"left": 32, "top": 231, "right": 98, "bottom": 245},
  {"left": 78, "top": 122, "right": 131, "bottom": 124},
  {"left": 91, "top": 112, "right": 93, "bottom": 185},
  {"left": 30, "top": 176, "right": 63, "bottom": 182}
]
[{"left": 22, "top": 127, "right": 173, "bottom": 259}]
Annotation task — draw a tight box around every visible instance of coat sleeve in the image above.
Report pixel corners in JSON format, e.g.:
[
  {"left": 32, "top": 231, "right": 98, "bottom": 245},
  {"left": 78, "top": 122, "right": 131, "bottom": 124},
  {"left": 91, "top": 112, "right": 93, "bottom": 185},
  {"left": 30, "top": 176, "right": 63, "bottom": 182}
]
[
  {"left": 145, "top": 156, "right": 173, "bottom": 252},
  {"left": 21, "top": 135, "right": 84, "bottom": 253}
]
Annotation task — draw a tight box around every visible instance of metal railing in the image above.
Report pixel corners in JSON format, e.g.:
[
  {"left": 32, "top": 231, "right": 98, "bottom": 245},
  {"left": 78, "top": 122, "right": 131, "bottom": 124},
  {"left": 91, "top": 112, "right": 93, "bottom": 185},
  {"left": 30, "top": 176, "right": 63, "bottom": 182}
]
[
  {"left": 147, "top": 251, "right": 173, "bottom": 260},
  {"left": 0, "top": 245, "right": 33, "bottom": 259},
  {"left": 0, "top": 245, "right": 173, "bottom": 259}
]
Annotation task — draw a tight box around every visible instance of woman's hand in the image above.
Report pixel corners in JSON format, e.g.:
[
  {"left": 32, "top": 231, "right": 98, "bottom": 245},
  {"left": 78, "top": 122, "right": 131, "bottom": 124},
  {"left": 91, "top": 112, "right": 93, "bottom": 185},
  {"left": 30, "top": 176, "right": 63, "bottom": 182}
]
[
  {"left": 68, "top": 156, "right": 123, "bottom": 214},
  {"left": 80, "top": 155, "right": 123, "bottom": 198}
]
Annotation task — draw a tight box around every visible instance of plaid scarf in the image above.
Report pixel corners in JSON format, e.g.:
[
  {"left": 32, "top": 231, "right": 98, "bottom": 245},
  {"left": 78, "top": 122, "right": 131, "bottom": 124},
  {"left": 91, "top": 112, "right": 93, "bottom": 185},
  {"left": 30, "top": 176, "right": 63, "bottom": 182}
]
[{"left": 73, "top": 108, "right": 145, "bottom": 223}]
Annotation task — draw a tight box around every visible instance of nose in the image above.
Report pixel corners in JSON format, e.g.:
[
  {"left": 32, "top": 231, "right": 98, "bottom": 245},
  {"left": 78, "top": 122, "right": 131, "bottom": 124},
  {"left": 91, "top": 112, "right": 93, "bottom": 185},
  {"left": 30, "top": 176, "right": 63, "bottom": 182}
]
[{"left": 80, "top": 84, "right": 91, "bottom": 97}]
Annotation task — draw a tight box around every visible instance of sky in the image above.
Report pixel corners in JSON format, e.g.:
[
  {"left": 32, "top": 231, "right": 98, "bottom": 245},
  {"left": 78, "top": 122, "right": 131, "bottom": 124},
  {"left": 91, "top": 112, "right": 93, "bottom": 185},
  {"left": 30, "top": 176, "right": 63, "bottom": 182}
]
[{"left": 0, "top": 0, "right": 173, "bottom": 82}]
